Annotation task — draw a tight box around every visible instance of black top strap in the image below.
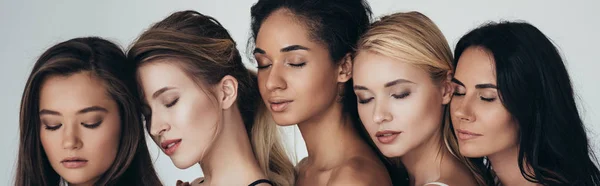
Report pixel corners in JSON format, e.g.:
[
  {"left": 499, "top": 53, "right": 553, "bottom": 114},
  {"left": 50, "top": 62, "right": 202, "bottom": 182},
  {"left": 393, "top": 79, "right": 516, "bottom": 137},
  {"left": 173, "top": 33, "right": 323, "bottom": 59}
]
[{"left": 248, "top": 179, "right": 274, "bottom": 186}]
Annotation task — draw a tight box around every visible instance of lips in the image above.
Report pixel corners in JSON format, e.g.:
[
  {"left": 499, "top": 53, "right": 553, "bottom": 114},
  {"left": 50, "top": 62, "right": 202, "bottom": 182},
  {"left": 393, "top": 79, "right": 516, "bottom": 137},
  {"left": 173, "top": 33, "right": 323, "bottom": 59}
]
[
  {"left": 375, "top": 130, "right": 402, "bottom": 144},
  {"left": 268, "top": 98, "right": 293, "bottom": 112},
  {"left": 161, "top": 139, "right": 182, "bottom": 156},
  {"left": 61, "top": 157, "right": 88, "bottom": 169},
  {"left": 456, "top": 129, "right": 483, "bottom": 140}
]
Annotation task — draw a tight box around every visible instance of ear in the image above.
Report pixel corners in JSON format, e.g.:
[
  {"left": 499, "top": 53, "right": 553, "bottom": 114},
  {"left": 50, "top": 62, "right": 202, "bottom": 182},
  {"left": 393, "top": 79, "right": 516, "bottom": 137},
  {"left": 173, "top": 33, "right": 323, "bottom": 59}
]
[
  {"left": 441, "top": 70, "right": 454, "bottom": 105},
  {"left": 337, "top": 53, "right": 353, "bottom": 83},
  {"left": 217, "top": 75, "right": 239, "bottom": 110}
]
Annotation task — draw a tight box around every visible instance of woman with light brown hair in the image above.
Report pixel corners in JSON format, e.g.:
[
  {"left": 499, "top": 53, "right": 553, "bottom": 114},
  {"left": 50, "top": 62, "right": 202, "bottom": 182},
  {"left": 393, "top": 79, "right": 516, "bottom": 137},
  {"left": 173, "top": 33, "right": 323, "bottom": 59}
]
[
  {"left": 127, "top": 10, "right": 294, "bottom": 186},
  {"left": 352, "top": 11, "right": 480, "bottom": 186}
]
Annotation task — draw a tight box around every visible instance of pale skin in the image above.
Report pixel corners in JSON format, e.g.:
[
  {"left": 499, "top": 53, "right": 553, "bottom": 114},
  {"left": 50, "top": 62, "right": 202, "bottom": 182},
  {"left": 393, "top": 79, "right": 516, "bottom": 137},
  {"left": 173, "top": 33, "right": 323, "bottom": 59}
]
[
  {"left": 39, "top": 71, "right": 121, "bottom": 186},
  {"left": 138, "top": 61, "right": 269, "bottom": 186},
  {"left": 352, "top": 51, "right": 477, "bottom": 186},
  {"left": 253, "top": 9, "right": 391, "bottom": 186},
  {"left": 451, "top": 47, "right": 539, "bottom": 186}
]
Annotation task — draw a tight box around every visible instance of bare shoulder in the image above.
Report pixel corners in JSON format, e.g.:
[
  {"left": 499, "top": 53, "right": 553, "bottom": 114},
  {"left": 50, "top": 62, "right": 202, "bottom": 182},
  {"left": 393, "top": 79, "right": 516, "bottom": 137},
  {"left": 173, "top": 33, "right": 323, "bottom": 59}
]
[{"left": 327, "top": 156, "right": 391, "bottom": 186}]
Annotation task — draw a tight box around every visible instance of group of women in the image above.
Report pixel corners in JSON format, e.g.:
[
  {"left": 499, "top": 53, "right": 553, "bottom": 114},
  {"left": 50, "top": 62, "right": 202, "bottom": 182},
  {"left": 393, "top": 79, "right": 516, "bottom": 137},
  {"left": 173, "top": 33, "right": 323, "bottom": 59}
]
[{"left": 15, "top": 0, "right": 600, "bottom": 185}]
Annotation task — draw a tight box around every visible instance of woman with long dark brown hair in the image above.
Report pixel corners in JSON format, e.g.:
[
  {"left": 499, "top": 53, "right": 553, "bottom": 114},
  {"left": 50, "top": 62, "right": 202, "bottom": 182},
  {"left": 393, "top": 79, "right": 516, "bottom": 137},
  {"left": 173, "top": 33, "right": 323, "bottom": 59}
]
[{"left": 15, "top": 37, "right": 162, "bottom": 186}]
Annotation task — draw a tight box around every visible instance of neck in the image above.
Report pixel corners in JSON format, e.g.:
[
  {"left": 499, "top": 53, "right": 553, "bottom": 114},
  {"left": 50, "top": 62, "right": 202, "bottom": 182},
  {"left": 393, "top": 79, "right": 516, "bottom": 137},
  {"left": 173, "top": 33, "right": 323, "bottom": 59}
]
[
  {"left": 401, "top": 129, "right": 454, "bottom": 186},
  {"left": 488, "top": 146, "right": 538, "bottom": 186},
  {"left": 297, "top": 101, "right": 370, "bottom": 167},
  {"left": 199, "top": 106, "right": 267, "bottom": 185}
]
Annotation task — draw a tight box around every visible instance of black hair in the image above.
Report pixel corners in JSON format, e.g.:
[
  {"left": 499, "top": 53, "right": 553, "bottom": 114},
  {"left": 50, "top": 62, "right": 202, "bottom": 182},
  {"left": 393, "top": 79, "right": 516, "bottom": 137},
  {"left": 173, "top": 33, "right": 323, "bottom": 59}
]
[{"left": 453, "top": 21, "right": 600, "bottom": 186}]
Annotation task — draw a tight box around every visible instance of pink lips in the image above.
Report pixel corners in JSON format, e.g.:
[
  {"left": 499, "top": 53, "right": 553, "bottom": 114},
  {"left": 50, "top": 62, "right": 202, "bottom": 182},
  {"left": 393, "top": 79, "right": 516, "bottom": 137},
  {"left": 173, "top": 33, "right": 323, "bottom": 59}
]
[
  {"left": 161, "top": 138, "right": 182, "bottom": 156},
  {"left": 61, "top": 157, "right": 88, "bottom": 169},
  {"left": 375, "top": 130, "right": 402, "bottom": 144},
  {"left": 456, "top": 129, "right": 483, "bottom": 140},
  {"left": 268, "top": 98, "right": 293, "bottom": 112}
]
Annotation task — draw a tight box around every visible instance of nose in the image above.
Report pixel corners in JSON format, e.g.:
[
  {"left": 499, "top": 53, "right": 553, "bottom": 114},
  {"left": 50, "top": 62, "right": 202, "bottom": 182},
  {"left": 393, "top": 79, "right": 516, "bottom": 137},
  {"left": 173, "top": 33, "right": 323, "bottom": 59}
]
[
  {"left": 150, "top": 116, "right": 170, "bottom": 137},
  {"left": 373, "top": 99, "right": 393, "bottom": 124},
  {"left": 451, "top": 95, "right": 475, "bottom": 123},
  {"left": 62, "top": 123, "right": 82, "bottom": 150},
  {"left": 264, "top": 64, "right": 287, "bottom": 92}
]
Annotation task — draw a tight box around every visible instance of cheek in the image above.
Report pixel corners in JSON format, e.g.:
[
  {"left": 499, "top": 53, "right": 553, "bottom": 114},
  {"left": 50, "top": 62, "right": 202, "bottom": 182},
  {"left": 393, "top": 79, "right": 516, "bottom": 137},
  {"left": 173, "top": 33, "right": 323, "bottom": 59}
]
[
  {"left": 90, "top": 118, "right": 121, "bottom": 164},
  {"left": 482, "top": 108, "right": 518, "bottom": 148},
  {"left": 40, "top": 130, "right": 61, "bottom": 162},
  {"left": 393, "top": 92, "right": 443, "bottom": 133},
  {"left": 176, "top": 94, "right": 221, "bottom": 150},
  {"left": 357, "top": 104, "right": 377, "bottom": 134}
]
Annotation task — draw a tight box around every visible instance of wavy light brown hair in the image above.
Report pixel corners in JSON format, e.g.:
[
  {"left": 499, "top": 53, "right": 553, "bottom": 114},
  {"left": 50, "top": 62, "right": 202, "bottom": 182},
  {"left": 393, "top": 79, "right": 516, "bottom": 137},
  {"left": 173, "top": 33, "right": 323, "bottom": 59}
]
[{"left": 127, "top": 10, "right": 295, "bottom": 186}]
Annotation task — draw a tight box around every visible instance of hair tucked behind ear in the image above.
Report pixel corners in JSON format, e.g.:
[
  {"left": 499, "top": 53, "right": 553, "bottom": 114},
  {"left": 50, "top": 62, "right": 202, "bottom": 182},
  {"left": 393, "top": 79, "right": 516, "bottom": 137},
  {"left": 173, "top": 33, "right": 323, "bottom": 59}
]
[{"left": 127, "top": 10, "right": 295, "bottom": 186}]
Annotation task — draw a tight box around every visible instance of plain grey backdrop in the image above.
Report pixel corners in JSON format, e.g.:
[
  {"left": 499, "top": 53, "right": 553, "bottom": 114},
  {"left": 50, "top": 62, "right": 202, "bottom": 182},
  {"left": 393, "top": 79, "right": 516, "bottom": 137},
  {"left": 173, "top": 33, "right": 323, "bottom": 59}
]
[{"left": 1, "top": 0, "right": 598, "bottom": 184}]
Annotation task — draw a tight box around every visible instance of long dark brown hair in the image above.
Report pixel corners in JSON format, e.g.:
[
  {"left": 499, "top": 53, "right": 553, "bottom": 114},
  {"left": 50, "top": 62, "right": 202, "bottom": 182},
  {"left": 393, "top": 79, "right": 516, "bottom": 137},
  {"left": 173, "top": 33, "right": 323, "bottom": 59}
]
[
  {"left": 127, "top": 10, "right": 295, "bottom": 186},
  {"left": 15, "top": 37, "right": 163, "bottom": 186}
]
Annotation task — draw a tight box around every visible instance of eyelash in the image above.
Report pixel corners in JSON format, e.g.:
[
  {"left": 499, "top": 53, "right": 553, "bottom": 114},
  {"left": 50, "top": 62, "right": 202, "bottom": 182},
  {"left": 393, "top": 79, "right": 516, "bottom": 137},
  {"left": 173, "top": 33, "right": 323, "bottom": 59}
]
[
  {"left": 358, "top": 92, "right": 410, "bottom": 104},
  {"left": 453, "top": 92, "right": 466, "bottom": 96},
  {"left": 257, "top": 64, "right": 271, "bottom": 69},
  {"left": 358, "top": 97, "right": 373, "bottom": 104},
  {"left": 453, "top": 92, "right": 496, "bottom": 102},
  {"left": 289, "top": 62, "right": 306, "bottom": 68},
  {"left": 480, "top": 97, "right": 496, "bottom": 102},
  {"left": 166, "top": 98, "right": 179, "bottom": 108},
  {"left": 81, "top": 121, "right": 102, "bottom": 129},
  {"left": 392, "top": 92, "right": 410, "bottom": 99},
  {"left": 43, "top": 120, "right": 102, "bottom": 131},
  {"left": 44, "top": 124, "right": 62, "bottom": 131},
  {"left": 256, "top": 62, "right": 306, "bottom": 70}
]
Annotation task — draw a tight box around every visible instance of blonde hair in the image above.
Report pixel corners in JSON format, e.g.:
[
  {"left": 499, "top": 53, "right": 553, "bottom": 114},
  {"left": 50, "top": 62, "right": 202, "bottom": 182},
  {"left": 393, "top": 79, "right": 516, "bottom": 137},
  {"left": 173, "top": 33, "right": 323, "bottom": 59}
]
[
  {"left": 127, "top": 10, "right": 295, "bottom": 186},
  {"left": 356, "top": 11, "right": 487, "bottom": 185}
]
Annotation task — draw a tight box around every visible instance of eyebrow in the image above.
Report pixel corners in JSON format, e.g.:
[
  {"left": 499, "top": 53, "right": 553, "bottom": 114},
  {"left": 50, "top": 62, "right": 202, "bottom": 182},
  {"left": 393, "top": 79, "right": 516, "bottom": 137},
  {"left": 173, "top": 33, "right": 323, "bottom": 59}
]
[
  {"left": 253, "top": 48, "right": 265, "bottom": 54},
  {"left": 281, "top": 45, "right": 310, "bottom": 52},
  {"left": 451, "top": 78, "right": 465, "bottom": 86},
  {"left": 384, "top": 79, "right": 415, "bottom": 88},
  {"left": 475, "top": 84, "right": 498, "bottom": 89},
  {"left": 353, "top": 85, "right": 368, "bottom": 90},
  {"left": 452, "top": 78, "right": 497, "bottom": 89},
  {"left": 253, "top": 45, "right": 311, "bottom": 55},
  {"left": 353, "top": 79, "right": 415, "bottom": 91},
  {"left": 39, "top": 106, "right": 108, "bottom": 116},
  {"left": 152, "top": 87, "right": 175, "bottom": 99},
  {"left": 39, "top": 109, "right": 61, "bottom": 116}
]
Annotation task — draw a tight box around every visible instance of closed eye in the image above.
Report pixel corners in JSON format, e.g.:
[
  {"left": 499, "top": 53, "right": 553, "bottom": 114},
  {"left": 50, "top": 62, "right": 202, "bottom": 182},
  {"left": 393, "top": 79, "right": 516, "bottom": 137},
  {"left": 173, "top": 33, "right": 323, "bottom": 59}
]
[
  {"left": 358, "top": 97, "right": 374, "bottom": 104},
  {"left": 44, "top": 124, "right": 62, "bottom": 131},
  {"left": 257, "top": 64, "right": 272, "bottom": 69},
  {"left": 81, "top": 121, "right": 102, "bottom": 129},
  {"left": 392, "top": 92, "right": 410, "bottom": 99},
  {"left": 166, "top": 98, "right": 179, "bottom": 108},
  {"left": 288, "top": 62, "right": 306, "bottom": 68},
  {"left": 480, "top": 96, "right": 496, "bottom": 102}
]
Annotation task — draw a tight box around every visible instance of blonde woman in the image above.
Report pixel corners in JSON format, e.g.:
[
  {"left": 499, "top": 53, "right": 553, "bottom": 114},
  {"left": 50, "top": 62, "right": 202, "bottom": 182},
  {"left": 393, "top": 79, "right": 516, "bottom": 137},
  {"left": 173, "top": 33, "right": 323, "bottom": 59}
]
[
  {"left": 352, "top": 12, "right": 479, "bottom": 186},
  {"left": 127, "top": 11, "right": 294, "bottom": 186}
]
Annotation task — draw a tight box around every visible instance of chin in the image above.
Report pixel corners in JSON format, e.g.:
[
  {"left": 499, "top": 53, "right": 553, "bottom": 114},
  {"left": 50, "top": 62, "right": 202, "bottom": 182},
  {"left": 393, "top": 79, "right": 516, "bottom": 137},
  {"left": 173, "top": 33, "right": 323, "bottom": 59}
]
[
  {"left": 459, "top": 145, "right": 487, "bottom": 158},
  {"left": 378, "top": 145, "right": 407, "bottom": 158},
  {"left": 271, "top": 114, "right": 301, "bottom": 126},
  {"left": 171, "top": 155, "right": 199, "bottom": 169},
  {"left": 61, "top": 174, "right": 95, "bottom": 185}
]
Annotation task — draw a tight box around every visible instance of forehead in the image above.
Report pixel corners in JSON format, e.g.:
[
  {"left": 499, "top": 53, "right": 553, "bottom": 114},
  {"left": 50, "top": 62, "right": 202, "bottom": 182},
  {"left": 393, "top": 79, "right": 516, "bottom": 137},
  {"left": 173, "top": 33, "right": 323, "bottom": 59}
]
[
  {"left": 353, "top": 51, "right": 430, "bottom": 86},
  {"left": 39, "top": 71, "right": 114, "bottom": 111},
  {"left": 255, "top": 9, "right": 323, "bottom": 51},
  {"left": 454, "top": 47, "right": 497, "bottom": 85}
]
